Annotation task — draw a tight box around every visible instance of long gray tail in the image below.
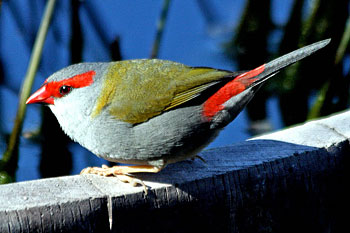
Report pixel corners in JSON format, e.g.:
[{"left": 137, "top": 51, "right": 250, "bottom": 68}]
[
  {"left": 212, "top": 39, "right": 331, "bottom": 129},
  {"left": 252, "top": 39, "right": 331, "bottom": 87}
]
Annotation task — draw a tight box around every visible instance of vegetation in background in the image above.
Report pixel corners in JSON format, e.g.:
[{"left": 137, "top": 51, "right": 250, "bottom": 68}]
[
  {"left": 0, "top": 0, "right": 57, "bottom": 183},
  {"left": 150, "top": 0, "right": 172, "bottom": 59},
  {"left": 224, "top": 0, "right": 273, "bottom": 134},
  {"left": 225, "top": 0, "right": 350, "bottom": 128}
]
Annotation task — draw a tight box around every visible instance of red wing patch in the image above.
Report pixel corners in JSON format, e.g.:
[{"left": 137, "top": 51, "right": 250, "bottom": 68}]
[
  {"left": 202, "top": 64, "right": 265, "bottom": 119},
  {"left": 234, "top": 64, "right": 265, "bottom": 81}
]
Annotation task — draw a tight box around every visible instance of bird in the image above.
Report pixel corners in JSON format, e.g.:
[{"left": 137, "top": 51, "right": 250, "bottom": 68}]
[{"left": 26, "top": 39, "right": 330, "bottom": 185}]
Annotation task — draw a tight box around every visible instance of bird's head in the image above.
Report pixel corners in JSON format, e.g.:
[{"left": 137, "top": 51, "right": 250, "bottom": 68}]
[
  {"left": 26, "top": 63, "right": 112, "bottom": 143},
  {"left": 26, "top": 63, "right": 106, "bottom": 105}
]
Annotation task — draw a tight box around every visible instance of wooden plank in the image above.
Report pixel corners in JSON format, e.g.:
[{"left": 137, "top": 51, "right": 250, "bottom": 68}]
[
  {"left": 0, "top": 175, "right": 110, "bottom": 232},
  {"left": 0, "top": 111, "right": 349, "bottom": 232}
]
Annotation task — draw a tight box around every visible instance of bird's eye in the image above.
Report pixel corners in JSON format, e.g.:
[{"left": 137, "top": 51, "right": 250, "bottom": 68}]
[{"left": 59, "top": 85, "right": 72, "bottom": 95}]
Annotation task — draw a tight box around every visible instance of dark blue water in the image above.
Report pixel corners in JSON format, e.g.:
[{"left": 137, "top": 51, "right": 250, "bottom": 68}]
[{"left": 0, "top": 0, "right": 293, "bottom": 181}]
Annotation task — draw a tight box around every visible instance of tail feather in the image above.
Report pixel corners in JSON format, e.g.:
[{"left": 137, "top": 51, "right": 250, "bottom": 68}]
[
  {"left": 250, "top": 38, "right": 331, "bottom": 88},
  {"left": 203, "top": 39, "right": 331, "bottom": 122}
]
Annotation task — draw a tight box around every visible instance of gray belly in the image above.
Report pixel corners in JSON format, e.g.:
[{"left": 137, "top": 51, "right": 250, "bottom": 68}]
[{"left": 88, "top": 105, "right": 218, "bottom": 166}]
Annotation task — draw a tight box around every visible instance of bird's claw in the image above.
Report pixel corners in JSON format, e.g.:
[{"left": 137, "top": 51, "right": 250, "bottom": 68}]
[
  {"left": 80, "top": 165, "right": 149, "bottom": 194},
  {"left": 115, "top": 174, "right": 148, "bottom": 194}
]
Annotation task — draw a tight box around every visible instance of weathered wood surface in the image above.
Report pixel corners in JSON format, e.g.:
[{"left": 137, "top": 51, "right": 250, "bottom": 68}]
[{"left": 0, "top": 110, "right": 349, "bottom": 233}]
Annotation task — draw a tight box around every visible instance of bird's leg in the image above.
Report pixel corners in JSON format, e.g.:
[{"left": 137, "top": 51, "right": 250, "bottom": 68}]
[{"left": 80, "top": 164, "right": 164, "bottom": 193}]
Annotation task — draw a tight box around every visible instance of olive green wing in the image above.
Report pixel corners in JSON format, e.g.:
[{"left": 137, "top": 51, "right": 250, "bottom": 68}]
[{"left": 92, "top": 59, "right": 232, "bottom": 124}]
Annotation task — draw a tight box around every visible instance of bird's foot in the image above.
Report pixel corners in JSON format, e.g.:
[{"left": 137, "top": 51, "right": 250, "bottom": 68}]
[
  {"left": 81, "top": 164, "right": 162, "bottom": 175},
  {"left": 80, "top": 164, "right": 163, "bottom": 194}
]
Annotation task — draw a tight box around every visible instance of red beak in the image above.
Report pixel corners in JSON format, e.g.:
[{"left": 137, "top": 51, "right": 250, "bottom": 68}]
[{"left": 26, "top": 84, "right": 54, "bottom": 105}]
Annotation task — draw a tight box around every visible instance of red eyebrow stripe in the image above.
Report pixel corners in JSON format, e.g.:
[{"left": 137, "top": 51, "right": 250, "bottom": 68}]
[{"left": 46, "top": 70, "right": 96, "bottom": 98}]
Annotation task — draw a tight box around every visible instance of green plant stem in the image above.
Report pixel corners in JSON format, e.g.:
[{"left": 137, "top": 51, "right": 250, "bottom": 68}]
[
  {"left": 1, "top": 0, "right": 56, "bottom": 170},
  {"left": 307, "top": 82, "right": 329, "bottom": 120},
  {"left": 300, "top": 0, "right": 320, "bottom": 44},
  {"left": 308, "top": 14, "right": 350, "bottom": 120},
  {"left": 150, "top": 0, "right": 171, "bottom": 59},
  {"left": 335, "top": 18, "right": 350, "bottom": 65}
]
